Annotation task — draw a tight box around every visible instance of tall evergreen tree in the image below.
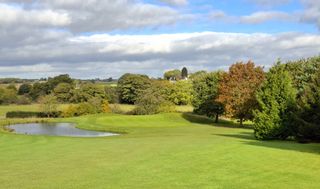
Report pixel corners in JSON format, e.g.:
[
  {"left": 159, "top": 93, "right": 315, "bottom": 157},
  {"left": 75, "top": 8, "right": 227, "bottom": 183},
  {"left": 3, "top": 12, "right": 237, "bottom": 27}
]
[
  {"left": 181, "top": 67, "right": 188, "bottom": 79},
  {"left": 294, "top": 71, "right": 320, "bottom": 141},
  {"left": 253, "top": 63, "right": 297, "bottom": 140}
]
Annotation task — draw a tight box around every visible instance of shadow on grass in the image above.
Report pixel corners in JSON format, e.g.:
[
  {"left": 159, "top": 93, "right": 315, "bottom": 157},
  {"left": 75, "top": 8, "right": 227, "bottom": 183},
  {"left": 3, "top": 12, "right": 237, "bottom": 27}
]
[
  {"left": 215, "top": 131, "right": 256, "bottom": 140},
  {"left": 215, "top": 131, "right": 320, "bottom": 154},
  {"left": 181, "top": 113, "right": 252, "bottom": 129}
]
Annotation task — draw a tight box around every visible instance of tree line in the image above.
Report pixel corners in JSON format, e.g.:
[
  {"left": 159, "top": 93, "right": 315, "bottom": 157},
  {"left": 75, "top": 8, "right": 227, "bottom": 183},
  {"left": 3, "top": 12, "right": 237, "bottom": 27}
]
[{"left": 1, "top": 56, "right": 319, "bottom": 142}]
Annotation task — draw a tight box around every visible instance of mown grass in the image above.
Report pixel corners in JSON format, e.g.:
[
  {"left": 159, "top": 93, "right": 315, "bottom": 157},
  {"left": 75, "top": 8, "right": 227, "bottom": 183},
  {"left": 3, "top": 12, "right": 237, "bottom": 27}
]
[{"left": 0, "top": 112, "right": 319, "bottom": 189}]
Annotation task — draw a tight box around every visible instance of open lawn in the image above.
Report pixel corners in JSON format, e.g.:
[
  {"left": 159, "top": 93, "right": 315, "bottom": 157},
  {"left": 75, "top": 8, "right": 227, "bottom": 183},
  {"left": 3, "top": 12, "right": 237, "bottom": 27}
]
[{"left": 0, "top": 113, "right": 319, "bottom": 189}]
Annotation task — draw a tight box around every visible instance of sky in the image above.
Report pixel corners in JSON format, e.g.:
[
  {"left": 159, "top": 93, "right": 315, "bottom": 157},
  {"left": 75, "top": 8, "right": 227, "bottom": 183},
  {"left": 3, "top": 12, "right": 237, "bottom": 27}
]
[{"left": 0, "top": 0, "right": 319, "bottom": 79}]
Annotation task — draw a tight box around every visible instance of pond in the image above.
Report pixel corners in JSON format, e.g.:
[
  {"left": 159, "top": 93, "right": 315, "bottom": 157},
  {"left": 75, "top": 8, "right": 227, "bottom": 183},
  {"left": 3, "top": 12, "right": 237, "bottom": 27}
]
[{"left": 6, "top": 123, "right": 118, "bottom": 137}]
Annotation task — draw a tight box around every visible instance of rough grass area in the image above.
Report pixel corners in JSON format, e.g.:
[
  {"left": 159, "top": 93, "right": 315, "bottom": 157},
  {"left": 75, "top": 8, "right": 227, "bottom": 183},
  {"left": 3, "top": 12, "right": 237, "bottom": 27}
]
[
  {"left": 0, "top": 104, "right": 193, "bottom": 118},
  {"left": 0, "top": 113, "right": 319, "bottom": 189},
  {"left": 0, "top": 104, "right": 70, "bottom": 118}
]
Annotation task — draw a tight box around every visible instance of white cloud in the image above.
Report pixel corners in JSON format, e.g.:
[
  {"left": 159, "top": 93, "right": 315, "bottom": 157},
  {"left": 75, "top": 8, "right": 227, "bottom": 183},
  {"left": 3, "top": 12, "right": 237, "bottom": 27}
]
[
  {"left": 299, "top": 0, "right": 320, "bottom": 29},
  {"left": 0, "top": 0, "right": 189, "bottom": 33},
  {"left": 158, "top": 0, "right": 188, "bottom": 6},
  {"left": 246, "top": 0, "right": 292, "bottom": 7},
  {"left": 1, "top": 31, "right": 320, "bottom": 78},
  {"left": 240, "top": 11, "right": 292, "bottom": 24},
  {"left": 0, "top": 3, "right": 70, "bottom": 27}
]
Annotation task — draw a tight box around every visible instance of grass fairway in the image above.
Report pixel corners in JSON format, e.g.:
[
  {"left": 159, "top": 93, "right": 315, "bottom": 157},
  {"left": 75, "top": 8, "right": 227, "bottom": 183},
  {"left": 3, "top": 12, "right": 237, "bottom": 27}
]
[{"left": 0, "top": 113, "right": 320, "bottom": 189}]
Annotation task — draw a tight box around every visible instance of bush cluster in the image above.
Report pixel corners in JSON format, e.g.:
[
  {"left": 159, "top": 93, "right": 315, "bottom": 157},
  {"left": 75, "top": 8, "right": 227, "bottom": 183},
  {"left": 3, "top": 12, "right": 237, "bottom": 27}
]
[{"left": 6, "top": 111, "right": 61, "bottom": 118}]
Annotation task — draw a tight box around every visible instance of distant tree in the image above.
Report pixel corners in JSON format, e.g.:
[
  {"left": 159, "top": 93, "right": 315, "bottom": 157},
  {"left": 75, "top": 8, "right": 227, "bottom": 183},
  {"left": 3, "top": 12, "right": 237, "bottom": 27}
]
[
  {"left": 18, "top": 84, "right": 32, "bottom": 95},
  {"left": 70, "top": 83, "right": 105, "bottom": 103},
  {"left": 189, "top": 70, "right": 207, "bottom": 80},
  {"left": 133, "top": 85, "right": 175, "bottom": 115},
  {"left": 29, "top": 82, "right": 51, "bottom": 100},
  {"left": 53, "top": 83, "right": 74, "bottom": 103},
  {"left": 6, "top": 84, "right": 17, "bottom": 92},
  {"left": 168, "top": 80, "right": 193, "bottom": 105},
  {"left": 217, "top": 61, "right": 265, "bottom": 126},
  {"left": 104, "top": 85, "right": 119, "bottom": 103},
  {"left": 47, "top": 74, "right": 73, "bottom": 90},
  {"left": 39, "top": 94, "right": 58, "bottom": 117},
  {"left": 253, "top": 63, "right": 297, "bottom": 140},
  {"left": 106, "top": 77, "right": 113, "bottom": 82},
  {"left": 117, "top": 73, "right": 151, "bottom": 104},
  {"left": 0, "top": 87, "right": 18, "bottom": 104},
  {"left": 164, "top": 69, "right": 181, "bottom": 80},
  {"left": 293, "top": 71, "right": 320, "bottom": 141},
  {"left": 181, "top": 67, "right": 188, "bottom": 79}
]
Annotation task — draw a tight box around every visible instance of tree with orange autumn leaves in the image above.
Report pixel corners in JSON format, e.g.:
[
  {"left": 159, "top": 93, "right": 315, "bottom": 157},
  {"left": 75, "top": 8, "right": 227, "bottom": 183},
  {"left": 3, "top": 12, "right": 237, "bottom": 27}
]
[{"left": 217, "top": 61, "right": 265, "bottom": 126}]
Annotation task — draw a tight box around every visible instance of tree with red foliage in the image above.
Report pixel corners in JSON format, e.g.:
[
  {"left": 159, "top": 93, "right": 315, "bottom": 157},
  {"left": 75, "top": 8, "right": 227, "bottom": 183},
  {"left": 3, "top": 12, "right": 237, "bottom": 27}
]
[{"left": 217, "top": 61, "right": 265, "bottom": 126}]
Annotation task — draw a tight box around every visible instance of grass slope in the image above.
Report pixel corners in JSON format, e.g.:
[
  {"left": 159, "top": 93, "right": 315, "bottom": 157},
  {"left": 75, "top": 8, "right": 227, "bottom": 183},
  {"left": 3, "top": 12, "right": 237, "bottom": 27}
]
[{"left": 0, "top": 113, "right": 319, "bottom": 189}]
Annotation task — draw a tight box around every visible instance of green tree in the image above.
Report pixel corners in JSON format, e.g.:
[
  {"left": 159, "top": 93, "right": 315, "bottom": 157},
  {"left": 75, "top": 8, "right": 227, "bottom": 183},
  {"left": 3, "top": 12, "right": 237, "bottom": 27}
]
[
  {"left": 168, "top": 80, "right": 193, "bottom": 105},
  {"left": 293, "top": 71, "right": 320, "bottom": 141},
  {"left": 253, "top": 63, "right": 297, "bottom": 140},
  {"left": 54, "top": 83, "right": 74, "bottom": 103},
  {"left": 197, "top": 100, "right": 224, "bottom": 123},
  {"left": 47, "top": 74, "right": 73, "bottom": 90},
  {"left": 39, "top": 94, "right": 58, "bottom": 117},
  {"left": 0, "top": 87, "right": 18, "bottom": 104},
  {"left": 218, "top": 61, "right": 265, "bottom": 126},
  {"left": 192, "top": 71, "right": 225, "bottom": 122},
  {"left": 29, "top": 82, "right": 51, "bottom": 100},
  {"left": 117, "top": 73, "right": 151, "bottom": 104},
  {"left": 164, "top": 69, "right": 181, "bottom": 80},
  {"left": 6, "top": 84, "right": 17, "bottom": 92},
  {"left": 104, "top": 85, "right": 119, "bottom": 103},
  {"left": 70, "top": 83, "right": 105, "bottom": 103},
  {"left": 192, "top": 71, "right": 221, "bottom": 110},
  {"left": 133, "top": 85, "right": 175, "bottom": 115},
  {"left": 18, "top": 83, "right": 32, "bottom": 95},
  {"left": 284, "top": 56, "right": 320, "bottom": 96}
]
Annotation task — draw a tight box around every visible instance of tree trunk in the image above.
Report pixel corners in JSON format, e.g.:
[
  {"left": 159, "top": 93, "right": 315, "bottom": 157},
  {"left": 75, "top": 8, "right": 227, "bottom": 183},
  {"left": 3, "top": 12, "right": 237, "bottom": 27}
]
[
  {"left": 239, "top": 118, "right": 243, "bottom": 127},
  {"left": 215, "top": 114, "right": 219, "bottom": 123}
]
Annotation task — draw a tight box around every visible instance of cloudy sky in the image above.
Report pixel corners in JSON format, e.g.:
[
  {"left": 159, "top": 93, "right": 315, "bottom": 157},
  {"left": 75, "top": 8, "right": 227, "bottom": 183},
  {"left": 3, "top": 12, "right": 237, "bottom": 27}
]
[{"left": 0, "top": 0, "right": 319, "bottom": 79}]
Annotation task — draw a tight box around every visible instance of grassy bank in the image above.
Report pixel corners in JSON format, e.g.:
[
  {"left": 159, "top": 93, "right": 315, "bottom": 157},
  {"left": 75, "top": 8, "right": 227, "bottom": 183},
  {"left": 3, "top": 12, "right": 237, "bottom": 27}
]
[
  {"left": 0, "top": 113, "right": 319, "bottom": 188},
  {"left": 0, "top": 104, "right": 193, "bottom": 118}
]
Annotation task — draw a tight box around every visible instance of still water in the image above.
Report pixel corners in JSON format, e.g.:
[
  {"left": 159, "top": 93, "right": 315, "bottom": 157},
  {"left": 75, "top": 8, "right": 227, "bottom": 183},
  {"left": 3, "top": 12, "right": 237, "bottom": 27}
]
[{"left": 7, "top": 123, "right": 118, "bottom": 137}]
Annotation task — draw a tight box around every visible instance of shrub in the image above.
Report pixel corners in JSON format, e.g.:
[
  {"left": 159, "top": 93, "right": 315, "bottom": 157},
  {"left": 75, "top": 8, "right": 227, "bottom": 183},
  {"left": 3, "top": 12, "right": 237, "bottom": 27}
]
[
  {"left": 102, "top": 100, "right": 111, "bottom": 113},
  {"left": 39, "top": 94, "right": 58, "bottom": 117},
  {"left": 132, "top": 87, "right": 175, "bottom": 115},
  {"left": 15, "top": 95, "right": 32, "bottom": 105},
  {"left": 61, "top": 105, "right": 79, "bottom": 117},
  {"left": 110, "top": 104, "right": 125, "bottom": 114},
  {"left": 62, "top": 97, "right": 110, "bottom": 117},
  {"left": 6, "top": 111, "right": 61, "bottom": 118}
]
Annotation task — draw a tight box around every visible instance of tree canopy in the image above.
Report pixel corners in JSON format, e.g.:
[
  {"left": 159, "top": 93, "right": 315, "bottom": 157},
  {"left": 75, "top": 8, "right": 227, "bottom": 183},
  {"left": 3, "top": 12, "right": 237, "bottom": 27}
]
[
  {"left": 117, "top": 73, "right": 151, "bottom": 104},
  {"left": 217, "top": 61, "right": 265, "bottom": 126}
]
